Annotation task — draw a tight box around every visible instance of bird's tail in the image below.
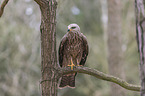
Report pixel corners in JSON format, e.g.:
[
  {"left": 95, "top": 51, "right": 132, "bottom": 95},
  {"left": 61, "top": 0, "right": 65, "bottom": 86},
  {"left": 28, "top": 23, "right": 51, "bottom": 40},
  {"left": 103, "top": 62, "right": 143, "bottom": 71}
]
[{"left": 59, "top": 73, "right": 75, "bottom": 88}]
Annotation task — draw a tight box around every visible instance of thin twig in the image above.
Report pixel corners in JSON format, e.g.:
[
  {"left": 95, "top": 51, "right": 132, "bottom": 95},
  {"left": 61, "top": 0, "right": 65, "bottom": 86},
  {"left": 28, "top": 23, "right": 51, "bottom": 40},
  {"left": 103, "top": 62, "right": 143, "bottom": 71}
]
[
  {"left": 58, "top": 66, "right": 141, "bottom": 92},
  {"left": 0, "top": 0, "right": 9, "bottom": 17}
]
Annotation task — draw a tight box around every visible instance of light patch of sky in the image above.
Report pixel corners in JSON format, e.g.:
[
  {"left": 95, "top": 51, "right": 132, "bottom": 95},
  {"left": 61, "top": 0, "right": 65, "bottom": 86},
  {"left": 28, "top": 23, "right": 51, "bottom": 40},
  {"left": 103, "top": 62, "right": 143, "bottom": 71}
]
[
  {"left": 25, "top": 0, "right": 31, "bottom": 2},
  {"left": 102, "top": 15, "right": 108, "bottom": 24},
  {"left": 101, "top": 0, "right": 108, "bottom": 25},
  {"left": 71, "top": 6, "right": 80, "bottom": 15},
  {"left": 25, "top": 7, "right": 33, "bottom": 15}
]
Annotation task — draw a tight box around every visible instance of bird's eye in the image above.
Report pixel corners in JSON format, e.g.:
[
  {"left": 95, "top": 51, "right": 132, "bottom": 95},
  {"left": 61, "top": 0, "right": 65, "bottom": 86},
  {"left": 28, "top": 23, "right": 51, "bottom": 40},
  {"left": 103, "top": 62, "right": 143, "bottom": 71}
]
[{"left": 71, "top": 27, "right": 76, "bottom": 29}]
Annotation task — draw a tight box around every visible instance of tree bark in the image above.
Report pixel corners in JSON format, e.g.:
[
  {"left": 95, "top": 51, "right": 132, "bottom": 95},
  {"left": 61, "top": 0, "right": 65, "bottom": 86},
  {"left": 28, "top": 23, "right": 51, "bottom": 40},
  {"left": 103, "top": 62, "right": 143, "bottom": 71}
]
[
  {"left": 34, "top": 0, "right": 58, "bottom": 96},
  {"left": 107, "top": 0, "right": 126, "bottom": 96},
  {"left": 135, "top": 0, "right": 145, "bottom": 95}
]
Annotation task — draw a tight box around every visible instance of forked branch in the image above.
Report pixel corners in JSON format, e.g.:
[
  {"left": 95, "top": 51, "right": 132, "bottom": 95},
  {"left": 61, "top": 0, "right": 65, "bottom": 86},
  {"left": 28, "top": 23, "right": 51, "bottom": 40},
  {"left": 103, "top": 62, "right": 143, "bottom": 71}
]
[
  {"left": 0, "top": 0, "right": 9, "bottom": 17},
  {"left": 58, "top": 66, "right": 140, "bottom": 92}
]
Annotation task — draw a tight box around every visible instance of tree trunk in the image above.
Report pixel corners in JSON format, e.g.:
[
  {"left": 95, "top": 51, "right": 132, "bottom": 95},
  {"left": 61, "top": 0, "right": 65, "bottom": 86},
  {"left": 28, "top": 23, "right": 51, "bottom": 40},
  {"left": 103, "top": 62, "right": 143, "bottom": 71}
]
[
  {"left": 107, "top": 0, "right": 126, "bottom": 96},
  {"left": 35, "top": 0, "right": 58, "bottom": 96},
  {"left": 135, "top": 0, "right": 145, "bottom": 95}
]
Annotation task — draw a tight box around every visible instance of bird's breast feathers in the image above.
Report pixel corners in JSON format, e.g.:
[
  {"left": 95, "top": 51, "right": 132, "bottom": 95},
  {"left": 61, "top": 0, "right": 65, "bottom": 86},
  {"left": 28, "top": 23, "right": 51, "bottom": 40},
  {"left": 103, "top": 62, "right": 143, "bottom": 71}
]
[{"left": 64, "top": 32, "right": 83, "bottom": 56}]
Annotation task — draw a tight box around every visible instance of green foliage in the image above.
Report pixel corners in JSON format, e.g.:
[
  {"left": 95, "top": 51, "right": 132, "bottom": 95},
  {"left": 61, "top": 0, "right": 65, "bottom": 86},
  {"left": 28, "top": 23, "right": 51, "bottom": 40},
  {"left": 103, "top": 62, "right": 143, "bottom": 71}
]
[{"left": 0, "top": 1, "right": 41, "bottom": 96}]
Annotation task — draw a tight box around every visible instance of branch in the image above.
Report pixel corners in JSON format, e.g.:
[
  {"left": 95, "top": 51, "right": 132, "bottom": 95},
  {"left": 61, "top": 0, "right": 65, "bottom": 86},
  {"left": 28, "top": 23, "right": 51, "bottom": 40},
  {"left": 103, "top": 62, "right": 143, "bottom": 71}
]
[
  {"left": 58, "top": 66, "right": 140, "bottom": 92},
  {"left": 0, "top": 0, "right": 9, "bottom": 17},
  {"left": 34, "top": 0, "right": 57, "bottom": 8},
  {"left": 34, "top": 0, "right": 43, "bottom": 6}
]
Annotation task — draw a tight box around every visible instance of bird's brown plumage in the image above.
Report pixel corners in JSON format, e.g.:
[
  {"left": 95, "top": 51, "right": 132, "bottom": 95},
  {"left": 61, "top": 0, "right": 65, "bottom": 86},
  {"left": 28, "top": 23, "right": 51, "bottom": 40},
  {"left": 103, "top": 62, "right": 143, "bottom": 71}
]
[{"left": 59, "top": 24, "right": 89, "bottom": 88}]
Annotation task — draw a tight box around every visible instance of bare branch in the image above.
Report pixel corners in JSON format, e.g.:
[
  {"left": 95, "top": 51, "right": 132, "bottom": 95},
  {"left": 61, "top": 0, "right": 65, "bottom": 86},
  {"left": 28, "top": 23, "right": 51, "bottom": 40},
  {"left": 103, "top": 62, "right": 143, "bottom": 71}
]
[
  {"left": 58, "top": 66, "right": 140, "bottom": 92},
  {"left": 0, "top": 0, "right": 9, "bottom": 17},
  {"left": 34, "top": 0, "right": 43, "bottom": 6}
]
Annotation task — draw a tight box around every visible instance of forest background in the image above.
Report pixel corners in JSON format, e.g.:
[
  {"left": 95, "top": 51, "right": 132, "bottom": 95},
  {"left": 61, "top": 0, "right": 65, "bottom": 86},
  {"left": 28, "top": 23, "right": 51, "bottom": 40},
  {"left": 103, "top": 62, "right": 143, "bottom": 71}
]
[{"left": 0, "top": 0, "right": 139, "bottom": 96}]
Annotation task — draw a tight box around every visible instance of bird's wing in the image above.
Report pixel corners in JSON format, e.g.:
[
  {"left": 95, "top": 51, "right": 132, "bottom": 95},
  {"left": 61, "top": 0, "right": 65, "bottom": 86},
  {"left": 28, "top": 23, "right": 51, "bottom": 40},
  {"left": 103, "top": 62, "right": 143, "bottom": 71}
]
[
  {"left": 59, "top": 34, "right": 68, "bottom": 67},
  {"left": 80, "top": 34, "right": 89, "bottom": 66}
]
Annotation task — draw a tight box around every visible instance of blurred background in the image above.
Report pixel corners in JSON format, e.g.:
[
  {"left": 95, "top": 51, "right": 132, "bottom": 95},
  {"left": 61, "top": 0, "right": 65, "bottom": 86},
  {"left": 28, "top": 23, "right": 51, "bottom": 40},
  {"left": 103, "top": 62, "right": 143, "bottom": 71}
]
[{"left": 0, "top": 0, "right": 140, "bottom": 96}]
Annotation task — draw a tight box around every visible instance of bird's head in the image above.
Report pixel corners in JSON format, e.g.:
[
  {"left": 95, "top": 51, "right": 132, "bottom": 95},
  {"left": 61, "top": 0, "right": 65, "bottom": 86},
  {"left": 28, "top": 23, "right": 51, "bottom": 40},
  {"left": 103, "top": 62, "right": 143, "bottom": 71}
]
[{"left": 67, "top": 24, "right": 80, "bottom": 32}]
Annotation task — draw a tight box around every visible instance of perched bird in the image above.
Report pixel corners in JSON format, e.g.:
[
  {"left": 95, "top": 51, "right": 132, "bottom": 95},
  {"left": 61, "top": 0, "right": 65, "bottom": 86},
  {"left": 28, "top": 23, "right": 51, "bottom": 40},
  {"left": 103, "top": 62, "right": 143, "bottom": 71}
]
[{"left": 58, "top": 24, "right": 89, "bottom": 88}]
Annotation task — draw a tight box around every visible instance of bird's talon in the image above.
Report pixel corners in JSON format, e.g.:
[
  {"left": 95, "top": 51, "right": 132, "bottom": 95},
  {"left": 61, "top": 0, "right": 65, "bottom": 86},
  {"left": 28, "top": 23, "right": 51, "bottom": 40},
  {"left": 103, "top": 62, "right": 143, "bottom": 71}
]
[
  {"left": 68, "top": 63, "right": 75, "bottom": 70},
  {"left": 68, "top": 58, "right": 75, "bottom": 70},
  {"left": 76, "top": 59, "right": 82, "bottom": 67}
]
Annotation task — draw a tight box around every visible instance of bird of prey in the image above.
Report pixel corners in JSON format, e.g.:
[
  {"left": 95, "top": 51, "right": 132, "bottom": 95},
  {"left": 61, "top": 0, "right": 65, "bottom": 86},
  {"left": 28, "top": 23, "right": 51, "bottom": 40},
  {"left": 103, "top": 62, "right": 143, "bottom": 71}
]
[{"left": 58, "top": 24, "right": 89, "bottom": 88}]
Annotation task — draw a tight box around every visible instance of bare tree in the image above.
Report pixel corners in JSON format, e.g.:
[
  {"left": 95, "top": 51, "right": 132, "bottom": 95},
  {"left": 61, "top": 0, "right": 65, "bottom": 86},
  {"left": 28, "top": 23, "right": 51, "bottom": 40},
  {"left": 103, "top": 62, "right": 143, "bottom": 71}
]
[
  {"left": 135, "top": 0, "right": 145, "bottom": 95},
  {"left": 0, "top": 0, "right": 141, "bottom": 96},
  {"left": 107, "top": 0, "right": 126, "bottom": 95}
]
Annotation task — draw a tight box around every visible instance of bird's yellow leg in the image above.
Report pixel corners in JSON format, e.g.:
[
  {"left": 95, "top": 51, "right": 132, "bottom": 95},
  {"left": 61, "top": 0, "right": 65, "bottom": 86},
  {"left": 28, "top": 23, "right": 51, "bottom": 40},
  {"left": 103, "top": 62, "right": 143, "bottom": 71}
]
[
  {"left": 77, "top": 59, "right": 82, "bottom": 66},
  {"left": 68, "top": 58, "right": 75, "bottom": 70}
]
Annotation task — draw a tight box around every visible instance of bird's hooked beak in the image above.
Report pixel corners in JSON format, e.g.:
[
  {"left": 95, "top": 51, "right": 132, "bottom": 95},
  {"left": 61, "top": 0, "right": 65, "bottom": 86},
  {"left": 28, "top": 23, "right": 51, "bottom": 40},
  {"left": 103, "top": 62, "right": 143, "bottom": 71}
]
[{"left": 67, "top": 28, "right": 72, "bottom": 32}]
